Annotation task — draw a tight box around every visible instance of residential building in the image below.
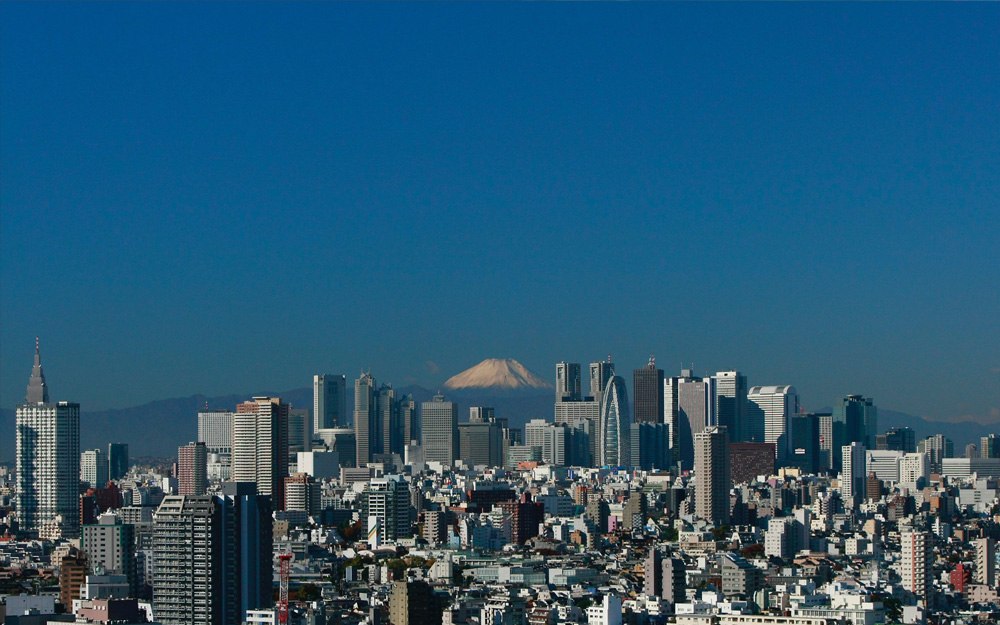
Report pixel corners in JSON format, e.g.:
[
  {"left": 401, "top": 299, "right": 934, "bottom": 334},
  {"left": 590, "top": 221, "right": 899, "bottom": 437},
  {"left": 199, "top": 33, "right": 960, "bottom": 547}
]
[
  {"left": 360, "top": 476, "right": 412, "bottom": 544},
  {"left": 82, "top": 515, "right": 136, "bottom": 597},
  {"left": 232, "top": 397, "right": 289, "bottom": 508},
  {"left": 82, "top": 449, "right": 109, "bottom": 489},
  {"left": 694, "top": 426, "right": 731, "bottom": 526},
  {"left": 177, "top": 442, "right": 207, "bottom": 496},
  {"left": 900, "top": 530, "right": 932, "bottom": 601}
]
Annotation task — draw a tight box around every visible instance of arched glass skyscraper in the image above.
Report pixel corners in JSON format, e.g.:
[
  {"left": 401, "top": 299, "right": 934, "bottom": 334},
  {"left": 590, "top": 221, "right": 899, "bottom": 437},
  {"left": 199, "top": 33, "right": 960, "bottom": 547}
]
[{"left": 600, "top": 374, "right": 631, "bottom": 467}]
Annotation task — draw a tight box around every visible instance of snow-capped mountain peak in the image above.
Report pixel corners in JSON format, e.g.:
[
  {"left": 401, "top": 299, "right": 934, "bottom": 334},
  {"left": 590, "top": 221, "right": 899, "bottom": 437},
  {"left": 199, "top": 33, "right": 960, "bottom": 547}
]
[{"left": 443, "top": 358, "right": 552, "bottom": 391}]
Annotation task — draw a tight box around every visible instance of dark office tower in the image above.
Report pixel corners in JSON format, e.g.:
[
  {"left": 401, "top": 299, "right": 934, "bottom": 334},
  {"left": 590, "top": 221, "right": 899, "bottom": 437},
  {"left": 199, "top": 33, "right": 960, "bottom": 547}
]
[
  {"left": 378, "top": 384, "right": 403, "bottom": 456},
  {"left": 16, "top": 340, "right": 81, "bottom": 540},
  {"left": 589, "top": 358, "right": 614, "bottom": 406},
  {"left": 354, "top": 372, "right": 378, "bottom": 467},
  {"left": 556, "top": 362, "right": 582, "bottom": 402},
  {"left": 108, "top": 443, "right": 129, "bottom": 482},
  {"left": 631, "top": 423, "right": 670, "bottom": 471},
  {"left": 714, "top": 371, "right": 748, "bottom": 443},
  {"left": 729, "top": 443, "right": 776, "bottom": 484},
  {"left": 459, "top": 408, "right": 503, "bottom": 468},
  {"left": 633, "top": 356, "right": 665, "bottom": 424},
  {"left": 399, "top": 395, "right": 417, "bottom": 445},
  {"left": 789, "top": 413, "right": 820, "bottom": 474},
  {"left": 233, "top": 397, "right": 289, "bottom": 509},
  {"left": 422, "top": 394, "right": 459, "bottom": 467},
  {"left": 313, "top": 374, "right": 347, "bottom": 431},
  {"left": 153, "top": 483, "right": 272, "bottom": 625},
  {"left": 881, "top": 427, "right": 916, "bottom": 453},
  {"left": 177, "top": 442, "right": 208, "bottom": 496},
  {"left": 832, "top": 395, "right": 877, "bottom": 471}
]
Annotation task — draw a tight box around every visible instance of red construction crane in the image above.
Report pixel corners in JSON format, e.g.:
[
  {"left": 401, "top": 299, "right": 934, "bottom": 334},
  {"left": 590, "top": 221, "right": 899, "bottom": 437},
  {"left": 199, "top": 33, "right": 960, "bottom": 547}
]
[{"left": 278, "top": 552, "right": 294, "bottom": 625}]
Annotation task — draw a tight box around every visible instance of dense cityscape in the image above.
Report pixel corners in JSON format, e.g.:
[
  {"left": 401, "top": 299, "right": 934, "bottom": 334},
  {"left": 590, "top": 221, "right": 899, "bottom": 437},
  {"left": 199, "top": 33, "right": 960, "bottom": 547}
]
[{"left": 2, "top": 344, "right": 998, "bottom": 625}]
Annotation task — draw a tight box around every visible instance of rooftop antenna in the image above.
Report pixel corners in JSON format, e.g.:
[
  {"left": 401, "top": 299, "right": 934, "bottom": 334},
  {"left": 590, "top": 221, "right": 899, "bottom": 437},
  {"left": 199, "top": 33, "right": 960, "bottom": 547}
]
[
  {"left": 649, "top": 354, "right": 655, "bottom": 367},
  {"left": 36, "top": 336, "right": 40, "bottom": 353}
]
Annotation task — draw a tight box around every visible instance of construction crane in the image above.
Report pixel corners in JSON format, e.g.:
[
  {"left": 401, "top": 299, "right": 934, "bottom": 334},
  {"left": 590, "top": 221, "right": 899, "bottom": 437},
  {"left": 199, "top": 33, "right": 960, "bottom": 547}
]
[{"left": 278, "top": 552, "right": 294, "bottom": 625}]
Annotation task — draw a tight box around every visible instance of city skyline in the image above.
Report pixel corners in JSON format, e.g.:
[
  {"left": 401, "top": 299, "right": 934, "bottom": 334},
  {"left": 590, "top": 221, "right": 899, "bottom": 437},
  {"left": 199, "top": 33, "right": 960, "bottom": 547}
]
[{"left": 2, "top": 4, "right": 998, "bottom": 425}]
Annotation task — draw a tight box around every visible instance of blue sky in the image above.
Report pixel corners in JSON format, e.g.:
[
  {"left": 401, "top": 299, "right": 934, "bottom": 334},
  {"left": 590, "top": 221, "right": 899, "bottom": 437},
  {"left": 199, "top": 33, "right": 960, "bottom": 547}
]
[{"left": 2, "top": 3, "right": 998, "bottom": 422}]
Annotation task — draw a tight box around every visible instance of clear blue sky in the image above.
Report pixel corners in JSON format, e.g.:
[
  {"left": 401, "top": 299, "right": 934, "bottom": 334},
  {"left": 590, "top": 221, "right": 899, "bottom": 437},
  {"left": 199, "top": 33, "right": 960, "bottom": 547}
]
[{"left": 2, "top": 3, "right": 998, "bottom": 422}]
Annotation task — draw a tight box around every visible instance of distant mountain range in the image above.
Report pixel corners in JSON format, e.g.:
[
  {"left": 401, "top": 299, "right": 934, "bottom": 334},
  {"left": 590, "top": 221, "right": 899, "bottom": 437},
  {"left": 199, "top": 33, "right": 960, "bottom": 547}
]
[
  {"left": 1, "top": 384, "right": 994, "bottom": 460},
  {"left": 443, "top": 358, "right": 552, "bottom": 392}
]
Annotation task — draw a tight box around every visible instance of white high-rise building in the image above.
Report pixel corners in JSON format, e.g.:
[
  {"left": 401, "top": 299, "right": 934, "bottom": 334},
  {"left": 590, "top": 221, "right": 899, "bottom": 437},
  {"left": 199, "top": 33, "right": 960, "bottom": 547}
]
[
  {"left": 232, "top": 397, "right": 289, "bottom": 508},
  {"left": 694, "top": 426, "right": 731, "bottom": 527},
  {"left": 81, "top": 449, "right": 109, "bottom": 489},
  {"left": 197, "top": 411, "right": 233, "bottom": 454},
  {"left": 747, "top": 385, "right": 799, "bottom": 463},
  {"left": 900, "top": 530, "right": 932, "bottom": 600},
  {"left": 866, "top": 450, "right": 903, "bottom": 483},
  {"left": 586, "top": 594, "right": 623, "bottom": 625},
  {"left": 16, "top": 341, "right": 81, "bottom": 539},
  {"left": 899, "top": 452, "right": 930, "bottom": 488},
  {"left": 313, "top": 374, "right": 346, "bottom": 431}
]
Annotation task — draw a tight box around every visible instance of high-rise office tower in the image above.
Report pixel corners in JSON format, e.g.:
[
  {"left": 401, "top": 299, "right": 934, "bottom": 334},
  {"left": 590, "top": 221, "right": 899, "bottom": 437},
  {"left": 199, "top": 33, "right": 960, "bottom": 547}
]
[
  {"left": 82, "top": 515, "right": 137, "bottom": 596},
  {"left": 152, "top": 483, "right": 272, "bottom": 625},
  {"left": 108, "top": 443, "right": 129, "bottom": 482},
  {"left": 556, "top": 362, "right": 582, "bottom": 402},
  {"left": 378, "top": 384, "right": 404, "bottom": 457},
  {"left": 982, "top": 434, "right": 1000, "bottom": 459},
  {"left": 590, "top": 359, "right": 615, "bottom": 407},
  {"left": 313, "top": 374, "right": 346, "bottom": 431},
  {"left": 399, "top": 394, "right": 417, "bottom": 445},
  {"left": 459, "top": 408, "right": 503, "bottom": 468},
  {"left": 663, "top": 369, "right": 714, "bottom": 471},
  {"left": 789, "top": 413, "right": 820, "bottom": 474},
  {"left": 360, "top": 476, "right": 412, "bottom": 544},
  {"left": 840, "top": 442, "right": 866, "bottom": 510},
  {"left": 232, "top": 397, "right": 289, "bottom": 508},
  {"left": 900, "top": 530, "right": 932, "bottom": 601},
  {"left": 747, "top": 385, "right": 799, "bottom": 464},
  {"left": 918, "top": 434, "right": 954, "bottom": 473},
  {"left": 713, "top": 371, "right": 748, "bottom": 443},
  {"left": 16, "top": 341, "right": 81, "bottom": 539},
  {"left": 831, "top": 395, "right": 877, "bottom": 471},
  {"left": 287, "top": 408, "right": 311, "bottom": 459},
  {"left": 880, "top": 427, "right": 916, "bottom": 453},
  {"left": 354, "top": 372, "right": 378, "bottom": 467},
  {"left": 630, "top": 422, "right": 670, "bottom": 471},
  {"left": 633, "top": 357, "right": 665, "bottom": 425},
  {"left": 554, "top": 400, "right": 600, "bottom": 467},
  {"left": 694, "top": 426, "right": 731, "bottom": 527},
  {"left": 599, "top": 374, "right": 631, "bottom": 467},
  {"left": 81, "top": 449, "right": 109, "bottom": 489},
  {"left": 177, "top": 442, "right": 208, "bottom": 496},
  {"left": 421, "top": 394, "right": 458, "bottom": 467},
  {"left": 198, "top": 411, "right": 233, "bottom": 455}
]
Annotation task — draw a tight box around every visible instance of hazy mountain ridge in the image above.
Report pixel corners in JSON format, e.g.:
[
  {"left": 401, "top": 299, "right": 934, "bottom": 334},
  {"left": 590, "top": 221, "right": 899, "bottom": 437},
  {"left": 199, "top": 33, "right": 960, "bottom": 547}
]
[{"left": 0, "top": 393, "right": 994, "bottom": 460}]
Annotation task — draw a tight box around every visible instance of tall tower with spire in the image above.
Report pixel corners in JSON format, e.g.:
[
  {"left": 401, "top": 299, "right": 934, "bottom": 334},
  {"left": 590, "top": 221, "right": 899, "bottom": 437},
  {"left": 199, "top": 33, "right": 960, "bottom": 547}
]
[{"left": 16, "top": 339, "right": 81, "bottom": 539}]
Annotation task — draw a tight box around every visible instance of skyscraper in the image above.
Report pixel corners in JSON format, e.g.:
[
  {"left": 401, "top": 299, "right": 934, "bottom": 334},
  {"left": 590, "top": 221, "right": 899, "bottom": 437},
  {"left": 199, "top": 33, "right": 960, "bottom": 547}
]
[
  {"left": 421, "top": 394, "right": 458, "bottom": 467},
  {"left": 713, "top": 371, "right": 748, "bottom": 443},
  {"left": 177, "top": 442, "right": 208, "bottom": 496},
  {"left": 378, "top": 384, "right": 404, "bottom": 457},
  {"left": 556, "top": 362, "right": 582, "bottom": 402},
  {"left": 198, "top": 411, "right": 233, "bottom": 454},
  {"left": 287, "top": 408, "right": 311, "bottom": 459},
  {"left": 880, "top": 427, "right": 916, "bottom": 453},
  {"left": 81, "top": 448, "right": 109, "bottom": 489},
  {"left": 459, "top": 407, "right": 503, "bottom": 468},
  {"left": 747, "top": 385, "right": 799, "bottom": 464},
  {"left": 831, "top": 395, "right": 877, "bottom": 470},
  {"left": 399, "top": 394, "right": 417, "bottom": 445},
  {"left": 599, "top": 374, "right": 630, "bottom": 467},
  {"left": 664, "top": 369, "right": 715, "bottom": 471},
  {"left": 354, "top": 372, "right": 378, "bottom": 467},
  {"left": 589, "top": 359, "right": 614, "bottom": 407},
  {"left": 789, "top": 413, "right": 820, "bottom": 474},
  {"left": 153, "top": 483, "right": 272, "bottom": 625},
  {"left": 82, "top": 515, "right": 137, "bottom": 597},
  {"left": 313, "top": 374, "right": 346, "bottom": 431},
  {"left": 918, "top": 434, "right": 954, "bottom": 473},
  {"left": 841, "top": 442, "right": 866, "bottom": 510},
  {"left": 16, "top": 341, "right": 81, "bottom": 539},
  {"left": 108, "top": 443, "right": 129, "bottom": 482},
  {"left": 694, "top": 426, "right": 731, "bottom": 527},
  {"left": 232, "top": 397, "right": 289, "bottom": 508},
  {"left": 633, "top": 356, "right": 664, "bottom": 425}
]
